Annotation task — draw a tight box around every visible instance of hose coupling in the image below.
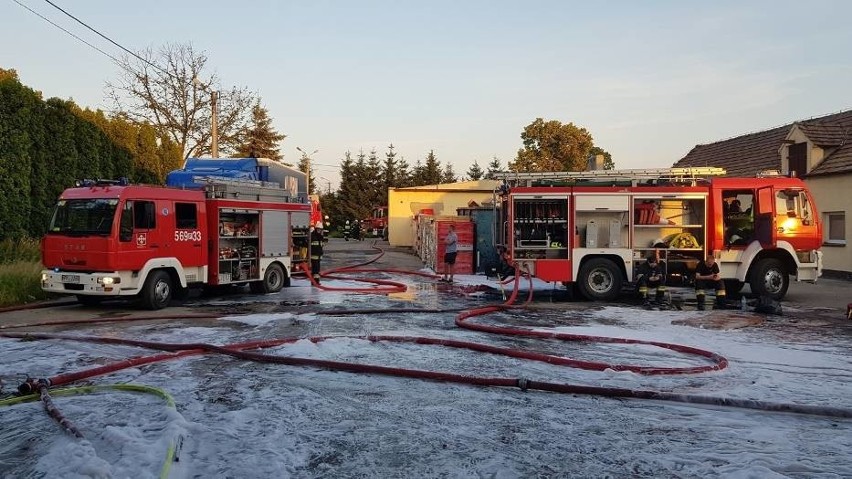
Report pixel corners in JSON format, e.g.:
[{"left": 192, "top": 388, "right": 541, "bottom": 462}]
[
  {"left": 516, "top": 377, "right": 529, "bottom": 392},
  {"left": 17, "top": 378, "right": 50, "bottom": 395}
]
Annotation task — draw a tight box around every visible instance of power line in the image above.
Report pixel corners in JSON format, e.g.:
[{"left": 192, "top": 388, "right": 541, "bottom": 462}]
[
  {"left": 42, "top": 0, "right": 172, "bottom": 78},
  {"left": 10, "top": 0, "right": 122, "bottom": 66}
]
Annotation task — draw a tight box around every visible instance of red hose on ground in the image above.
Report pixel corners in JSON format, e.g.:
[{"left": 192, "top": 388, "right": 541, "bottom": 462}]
[
  {"left": 5, "top": 330, "right": 850, "bottom": 418},
  {"left": 12, "top": 247, "right": 816, "bottom": 426}
]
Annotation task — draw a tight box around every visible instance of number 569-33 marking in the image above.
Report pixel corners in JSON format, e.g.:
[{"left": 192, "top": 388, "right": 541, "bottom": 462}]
[{"left": 175, "top": 230, "right": 202, "bottom": 241}]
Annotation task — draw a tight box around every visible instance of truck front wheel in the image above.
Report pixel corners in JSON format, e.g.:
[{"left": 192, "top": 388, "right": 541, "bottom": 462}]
[
  {"left": 141, "top": 270, "right": 173, "bottom": 310},
  {"left": 749, "top": 258, "right": 789, "bottom": 300},
  {"left": 578, "top": 258, "right": 623, "bottom": 301}
]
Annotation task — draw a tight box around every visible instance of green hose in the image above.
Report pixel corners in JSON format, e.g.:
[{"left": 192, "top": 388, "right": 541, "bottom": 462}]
[{"left": 0, "top": 384, "right": 181, "bottom": 479}]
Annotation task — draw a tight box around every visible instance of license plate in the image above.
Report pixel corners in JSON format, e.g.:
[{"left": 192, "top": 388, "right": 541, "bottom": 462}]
[{"left": 61, "top": 274, "right": 81, "bottom": 283}]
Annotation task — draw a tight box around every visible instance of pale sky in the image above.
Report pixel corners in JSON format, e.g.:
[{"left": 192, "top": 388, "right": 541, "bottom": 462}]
[{"left": 3, "top": 0, "right": 852, "bottom": 189}]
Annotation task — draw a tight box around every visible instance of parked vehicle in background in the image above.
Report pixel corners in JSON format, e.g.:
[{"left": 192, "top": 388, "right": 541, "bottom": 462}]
[
  {"left": 363, "top": 206, "right": 388, "bottom": 239},
  {"left": 495, "top": 167, "right": 823, "bottom": 301}
]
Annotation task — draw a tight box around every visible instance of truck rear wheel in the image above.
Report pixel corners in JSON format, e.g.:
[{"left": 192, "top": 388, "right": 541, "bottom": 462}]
[
  {"left": 749, "top": 258, "right": 789, "bottom": 300},
  {"left": 251, "top": 263, "right": 286, "bottom": 294},
  {"left": 141, "top": 270, "right": 172, "bottom": 310},
  {"left": 578, "top": 258, "right": 622, "bottom": 301}
]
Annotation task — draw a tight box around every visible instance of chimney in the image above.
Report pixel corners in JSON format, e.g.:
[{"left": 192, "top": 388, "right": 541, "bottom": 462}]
[{"left": 587, "top": 153, "right": 605, "bottom": 170}]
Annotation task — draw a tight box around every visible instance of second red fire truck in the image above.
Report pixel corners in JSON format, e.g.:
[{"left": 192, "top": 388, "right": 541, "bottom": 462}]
[
  {"left": 495, "top": 167, "right": 823, "bottom": 301},
  {"left": 41, "top": 162, "right": 313, "bottom": 309}
]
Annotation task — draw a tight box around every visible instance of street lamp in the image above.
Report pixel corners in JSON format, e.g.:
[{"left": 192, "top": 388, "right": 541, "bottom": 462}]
[{"left": 296, "top": 147, "right": 318, "bottom": 194}]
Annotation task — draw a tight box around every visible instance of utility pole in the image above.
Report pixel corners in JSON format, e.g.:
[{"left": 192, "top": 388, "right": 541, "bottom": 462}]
[
  {"left": 193, "top": 77, "right": 219, "bottom": 158},
  {"left": 211, "top": 90, "right": 219, "bottom": 158},
  {"left": 296, "top": 147, "right": 318, "bottom": 195}
]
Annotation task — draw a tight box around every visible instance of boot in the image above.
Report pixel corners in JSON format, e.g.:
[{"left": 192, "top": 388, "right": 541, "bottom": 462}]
[
  {"left": 654, "top": 289, "right": 666, "bottom": 305},
  {"left": 642, "top": 295, "right": 652, "bottom": 309},
  {"left": 715, "top": 294, "right": 727, "bottom": 309},
  {"left": 696, "top": 294, "right": 706, "bottom": 311}
]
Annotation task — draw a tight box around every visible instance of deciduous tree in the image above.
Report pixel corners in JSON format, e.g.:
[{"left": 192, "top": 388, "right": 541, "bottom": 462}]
[
  {"left": 106, "top": 43, "right": 256, "bottom": 159},
  {"left": 510, "top": 118, "right": 594, "bottom": 172}
]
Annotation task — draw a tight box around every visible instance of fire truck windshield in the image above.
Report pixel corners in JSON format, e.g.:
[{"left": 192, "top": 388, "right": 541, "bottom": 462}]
[{"left": 48, "top": 199, "right": 118, "bottom": 236}]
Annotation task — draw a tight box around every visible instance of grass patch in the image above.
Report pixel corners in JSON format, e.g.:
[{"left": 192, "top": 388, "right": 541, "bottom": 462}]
[
  {"left": 0, "top": 261, "right": 51, "bottom": 307},
  {"left": 0, "top": 237, "right": 41, "bottom": 263},
  {"left": 0, "top": 238, "right": 52, "bottom": 307}
]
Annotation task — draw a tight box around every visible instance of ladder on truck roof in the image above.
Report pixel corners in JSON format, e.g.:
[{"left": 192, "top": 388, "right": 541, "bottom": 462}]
[
  {"left": 198, "top": 176, "right": 306, "bottom": 204},
  {"left": 496, "top": 167, "right": 726, "bottom": 187}
]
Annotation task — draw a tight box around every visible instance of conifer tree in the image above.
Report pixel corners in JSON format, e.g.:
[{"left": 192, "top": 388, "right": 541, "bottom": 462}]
[
  {"left": 466, "top": 160, "right": 484, "bottom": 180},
  {"left": 442, "top": 162, "right": 457, "bottom": 183},
  {"left": 396, "top": 155, "right": 412, "bottom": 187},
  {"left": 367, "top": 149, "right": 383, "bottom": 207},
  {"left": 337, "top": 151, "right": 358, "bottom": 220},
  {"left": 422, "top": 150, "right": 443, "bottom": 185},
  {"left": 485, "top": 156, "right": 503, "bottom": 179},
  {"left": 411, "top": 159, "right": 425, "bottom": 186},
  {"left": 234, "top": 102, "right": 286, "bottom": 161},
  {"left": 381, "top": 143, "right": 399, "bottom": 204}
]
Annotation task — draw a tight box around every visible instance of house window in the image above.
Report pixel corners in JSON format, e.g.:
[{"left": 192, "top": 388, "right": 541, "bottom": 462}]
[
  {"left": 825, "top": 212, "right": 846, "bottom": 245},
  {"left": 788, "top": 142, "right": 807, "bottom": 177}
]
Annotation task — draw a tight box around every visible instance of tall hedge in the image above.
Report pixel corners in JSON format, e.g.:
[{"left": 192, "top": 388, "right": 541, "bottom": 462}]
[{"left": 0, "top": 69, "right": 178, "bottom": 241}]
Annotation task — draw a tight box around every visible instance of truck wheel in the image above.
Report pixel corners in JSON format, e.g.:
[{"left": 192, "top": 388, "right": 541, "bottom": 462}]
[
  {"left": 76, "top": 295, "right": 103, "bottom": 306},
  {"left": 253, "top": 263, "right": 286, "bottom": 294},
  {"left": 141, "top": 270, "right": 172, "bottom": 310},
  {"left": 749, "top": 258, "right": 789, "bottom": 300},
  {"left": 578, "top": 258, "right": 622, "bottom": 301}
]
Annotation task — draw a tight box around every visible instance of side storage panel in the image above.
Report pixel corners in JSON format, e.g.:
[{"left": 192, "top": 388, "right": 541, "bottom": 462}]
[{"left": 261, "top": 210, "right": 288, "bottom": 256}]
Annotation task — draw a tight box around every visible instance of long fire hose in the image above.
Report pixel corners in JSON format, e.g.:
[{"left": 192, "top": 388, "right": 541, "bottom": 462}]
[{"left": 2, "top": 244, "right": 850, "bottom": 479}]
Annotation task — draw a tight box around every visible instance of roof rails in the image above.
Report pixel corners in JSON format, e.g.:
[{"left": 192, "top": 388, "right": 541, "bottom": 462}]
[
  {"left": 197, "top": 176, "right": 306, "bottom": 203},
  {"left": 495, "top": 167, "right": 727, "bottom": 187}
]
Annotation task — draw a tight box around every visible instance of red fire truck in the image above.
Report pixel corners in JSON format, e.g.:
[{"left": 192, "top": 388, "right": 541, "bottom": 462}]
[
  {"left": 41, "top": 177, "right": 312, "bottom": 309},
  {"left": 363, "top": 206, "right": 388, "bottom": 239},
  {"left": 495, "top": 167, "right": 823, "bottom": 301}
]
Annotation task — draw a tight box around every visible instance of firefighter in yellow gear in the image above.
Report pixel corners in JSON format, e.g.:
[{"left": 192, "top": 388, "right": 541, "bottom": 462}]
[{"left": 310, "top": 222, "right": 324, "bottom": 285}]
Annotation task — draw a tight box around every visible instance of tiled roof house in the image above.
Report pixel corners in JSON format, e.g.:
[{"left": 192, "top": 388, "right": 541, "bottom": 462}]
[{"left": 674, "top": 110, "right": 852, "bottom": 276}]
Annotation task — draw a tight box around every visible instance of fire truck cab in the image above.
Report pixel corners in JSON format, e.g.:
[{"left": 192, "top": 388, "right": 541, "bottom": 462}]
[
  {"left": 495, "top": 167, "right": 823, "bottom": 301},
  {"left": 41, "top": 177, "right": 311, "bottom": 309}
]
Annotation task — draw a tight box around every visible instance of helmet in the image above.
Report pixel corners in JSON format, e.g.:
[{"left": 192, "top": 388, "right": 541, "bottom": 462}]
[{"left": 346, "top": 220, "right": 350, "bottom": 225}]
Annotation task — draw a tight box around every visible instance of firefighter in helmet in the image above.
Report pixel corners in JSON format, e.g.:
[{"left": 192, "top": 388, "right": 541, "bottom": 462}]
[
  {"left": 310, "top": 221, "right": 324, "bottom": 284},
  {"left": 694, "top": 254, "right": 726, "bottom": 310},
  {"left": 323, "top": 215, "right": 330, "bottom": 245},
  {"left": 343, "top": 220, "right": 351, "bottom": 241},
  {"left": 637, "top": 254, "right": 667, "bottom": 308}
]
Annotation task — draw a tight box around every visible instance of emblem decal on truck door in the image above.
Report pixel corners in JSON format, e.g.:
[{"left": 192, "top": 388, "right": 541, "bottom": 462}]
[{"left": 136, "top": 232, "right": 147, "bottom": 247}]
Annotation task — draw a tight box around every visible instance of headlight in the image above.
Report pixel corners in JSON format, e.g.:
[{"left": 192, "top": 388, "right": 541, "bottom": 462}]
[
  {"left": 41, "top": 272, "right": 48, "bottom": 281},
  {"left": 99, "top": 277, "right": 115, "bottom": 285}
]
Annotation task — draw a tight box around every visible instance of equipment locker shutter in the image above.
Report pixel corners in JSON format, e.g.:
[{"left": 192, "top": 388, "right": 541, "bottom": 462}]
[
  {"left": 261, "top": 211, "right": 288, "bottom": 256},
  {"left": 575, "top": 195, "right": 628, "bottom": 211}
]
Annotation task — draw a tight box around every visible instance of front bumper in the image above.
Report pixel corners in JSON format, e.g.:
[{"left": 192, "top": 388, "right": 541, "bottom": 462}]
[{"left": 41, "top": 270, "right": 130, "bottom": 296}]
